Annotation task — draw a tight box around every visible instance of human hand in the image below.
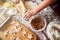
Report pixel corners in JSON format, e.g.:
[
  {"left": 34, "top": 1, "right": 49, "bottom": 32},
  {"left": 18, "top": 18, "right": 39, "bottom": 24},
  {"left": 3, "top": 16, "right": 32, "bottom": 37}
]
[
  {"left": 23, "top": 9, "right": 35, "bottom": 21},
  {"left": 12, "top": 0, "right": 20, "bottom": 3}
]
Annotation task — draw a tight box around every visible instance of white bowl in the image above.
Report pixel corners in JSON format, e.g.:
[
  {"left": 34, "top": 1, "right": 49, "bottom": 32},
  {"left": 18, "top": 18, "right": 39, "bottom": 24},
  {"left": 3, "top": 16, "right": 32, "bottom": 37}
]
[
  {"left": 29, "top": 15, "right": 47, "bottom": 32},
  {"left": 46, "top": 21, "right": 60, "bottom": 40}
]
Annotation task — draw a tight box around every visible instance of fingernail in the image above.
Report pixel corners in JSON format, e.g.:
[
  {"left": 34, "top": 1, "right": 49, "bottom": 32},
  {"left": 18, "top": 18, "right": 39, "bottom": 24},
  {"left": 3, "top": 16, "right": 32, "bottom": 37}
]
[{"left": 26, "top": 18, "right": 29, "bottom": 21}]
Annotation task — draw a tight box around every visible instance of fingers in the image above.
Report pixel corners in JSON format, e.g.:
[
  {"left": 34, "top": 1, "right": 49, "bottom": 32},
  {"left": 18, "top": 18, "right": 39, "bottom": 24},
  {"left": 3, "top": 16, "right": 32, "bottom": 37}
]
[
  {"left": 24, "top": 9, "right": 27, "bottom": 13},
  {"left": 23, "top": 14, "right": 27, "bottom": 18},
  {"left": 24, "top": 17, "right": 30, "bottom": 21},
  {"left": 23, "top": 9, "right": 32, "bottom": 21},
  {"left": 16, "top": 0, "right": 19, "bottom": 3},
  {"left": 23, "top": 9, "right": 27, "bottom": 18},
  {"left": 12, "top": 0, "right": 19, "bottom": 3},
  {"left": 23, "top": 13, "right": 30, "bottom": 21}
]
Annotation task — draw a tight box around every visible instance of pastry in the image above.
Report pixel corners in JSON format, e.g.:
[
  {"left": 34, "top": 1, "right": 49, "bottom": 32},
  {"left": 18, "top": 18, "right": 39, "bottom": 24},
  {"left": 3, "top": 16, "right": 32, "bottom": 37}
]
[
  {"left": 22, "top": 30, "right": 27, "bottom": 36},
  {"left": 16, "top": 37, "right": 21, "bottom": 40},
  {"left": 3, "top": 1, "right": 13, "bottom": 8},
  {"left": 27, "top": 34, "right": 33, "bottom": 40},
  {"left": 10, "top": 36, "right": 15, "bottom": 40}
]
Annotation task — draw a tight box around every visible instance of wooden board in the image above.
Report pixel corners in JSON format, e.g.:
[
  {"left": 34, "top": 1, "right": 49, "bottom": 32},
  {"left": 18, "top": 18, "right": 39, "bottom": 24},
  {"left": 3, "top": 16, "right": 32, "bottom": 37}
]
[{"left": 0, "top": 17, "right": 37, "bottom": 40}]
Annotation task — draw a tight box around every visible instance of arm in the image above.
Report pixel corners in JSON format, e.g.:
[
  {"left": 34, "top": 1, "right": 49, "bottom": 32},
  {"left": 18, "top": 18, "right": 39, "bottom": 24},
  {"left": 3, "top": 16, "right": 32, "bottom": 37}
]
[
  {"left": 24, "top": 0, "right": 54, "bottom": 20},
  {"left": 33, "top": 0, "right": 54, "bottom": 15}
]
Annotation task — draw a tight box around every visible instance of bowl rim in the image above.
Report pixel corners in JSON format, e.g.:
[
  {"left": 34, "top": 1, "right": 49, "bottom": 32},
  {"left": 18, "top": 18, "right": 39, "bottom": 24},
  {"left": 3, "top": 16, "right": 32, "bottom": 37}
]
[{"left": 29, "top": 15, "right": 47, "bottom": 32}]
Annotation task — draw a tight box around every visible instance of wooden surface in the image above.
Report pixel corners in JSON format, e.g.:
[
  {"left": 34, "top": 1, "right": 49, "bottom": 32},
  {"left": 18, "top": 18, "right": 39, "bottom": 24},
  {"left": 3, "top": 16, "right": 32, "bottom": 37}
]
[{"left": 0, "top": 17, "right": 37, "bottom": 40}]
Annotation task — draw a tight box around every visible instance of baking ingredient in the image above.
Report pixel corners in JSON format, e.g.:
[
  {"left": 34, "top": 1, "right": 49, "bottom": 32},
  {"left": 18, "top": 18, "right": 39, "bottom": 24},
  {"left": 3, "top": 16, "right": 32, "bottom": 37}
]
[
  {"left": 28, "top": 34, "right": 33, "bottom": 40},
  {"left": 4, "top": 31, "right": 9, "bottom": 37},
  {"left": 30, "top": 17, "right": 45, "bottom": 30},
  {"left": 46, "top": 22, "right": 60, "bottom": 40},
  {"left": 10, "top": 36, "right": 15, "bottom": 40},
  {"left": 6, "top": 8, "right": 17, "bottom": 16},
  {"left": 16, "top": 37, "right": 21, "bottom": 40},
  {"left": 22, "top": 30, "right": 27, "bottom": 36}
]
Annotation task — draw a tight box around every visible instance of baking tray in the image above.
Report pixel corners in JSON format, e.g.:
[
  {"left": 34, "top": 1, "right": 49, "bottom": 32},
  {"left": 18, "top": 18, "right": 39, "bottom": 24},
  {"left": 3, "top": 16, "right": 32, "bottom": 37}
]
[
  {"left": 0, "top": 17, "right": 37, "bottom": 40},
  {"left": 0, "top": 16, "right": 10, "bottom": 28}
]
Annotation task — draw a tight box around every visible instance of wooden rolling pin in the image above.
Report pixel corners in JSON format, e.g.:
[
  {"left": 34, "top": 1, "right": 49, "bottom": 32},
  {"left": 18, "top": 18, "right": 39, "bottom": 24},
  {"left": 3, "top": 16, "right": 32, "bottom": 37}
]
[{"left": 0, "top": 0, "right": 3, "bottom": 6}]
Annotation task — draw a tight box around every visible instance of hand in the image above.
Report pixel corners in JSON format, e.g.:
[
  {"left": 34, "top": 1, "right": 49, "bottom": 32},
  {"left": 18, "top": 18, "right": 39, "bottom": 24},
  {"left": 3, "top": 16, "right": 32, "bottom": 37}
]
[
  {"left": 23, "top": 9, "right": 35, "bottom": 21},
  {"left": 12, "top": 0, "right": 20, "bottom": 3},
  {"left": 16, "top": 0, "right": 20, "bottom": 3},
  {"left": 12, "top": 0, "right": 27, "bottom": 3}
]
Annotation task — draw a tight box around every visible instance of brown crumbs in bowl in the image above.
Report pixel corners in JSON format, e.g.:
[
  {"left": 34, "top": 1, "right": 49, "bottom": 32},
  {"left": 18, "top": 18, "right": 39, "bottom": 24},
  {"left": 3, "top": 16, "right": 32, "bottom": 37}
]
[{"left": 30, "top": 17, "right": 45, "bottom": 30}]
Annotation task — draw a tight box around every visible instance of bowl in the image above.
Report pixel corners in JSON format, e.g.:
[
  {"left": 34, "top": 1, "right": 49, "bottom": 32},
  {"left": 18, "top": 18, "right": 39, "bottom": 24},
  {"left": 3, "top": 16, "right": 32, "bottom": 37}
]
[
  {"left": 29, "top": 15, "right": 47, "bottom": 32},
  {"left": 46, "top": 21, "right": 60, "bottom": 40}
]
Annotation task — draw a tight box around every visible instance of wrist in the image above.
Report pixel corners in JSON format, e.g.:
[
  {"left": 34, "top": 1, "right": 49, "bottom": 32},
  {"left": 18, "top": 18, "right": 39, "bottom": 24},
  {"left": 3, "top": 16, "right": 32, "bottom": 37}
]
[
  {"left": 31, "top": 9, "right": 37, "bottom": 15},
  {"left": 30, "top": 10, "right": 36, "bottom": 16},
  {"left": 33, "top": 7, "right": 40, "bottom": 14}
]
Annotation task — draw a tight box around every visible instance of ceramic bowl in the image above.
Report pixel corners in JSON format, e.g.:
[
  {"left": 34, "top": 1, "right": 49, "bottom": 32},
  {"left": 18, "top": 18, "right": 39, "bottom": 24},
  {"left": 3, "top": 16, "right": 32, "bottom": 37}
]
[{"left": 29, "top": 15, "right": 47, "bottom": 32}]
